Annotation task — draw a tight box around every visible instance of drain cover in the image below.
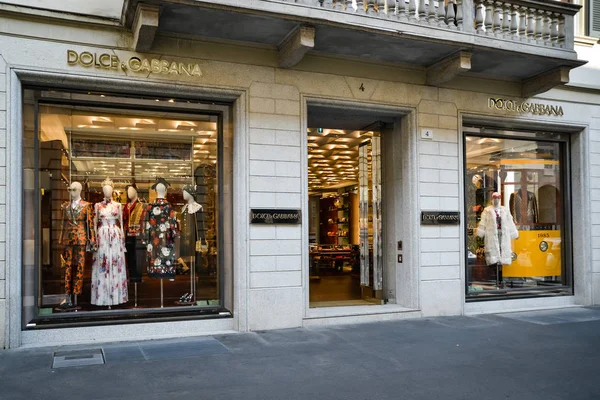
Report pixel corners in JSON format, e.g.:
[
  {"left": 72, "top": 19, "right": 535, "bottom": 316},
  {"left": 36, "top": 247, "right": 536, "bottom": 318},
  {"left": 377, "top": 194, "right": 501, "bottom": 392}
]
[{"left": 52, "top": 349, "right": 105, "bottom": 368}]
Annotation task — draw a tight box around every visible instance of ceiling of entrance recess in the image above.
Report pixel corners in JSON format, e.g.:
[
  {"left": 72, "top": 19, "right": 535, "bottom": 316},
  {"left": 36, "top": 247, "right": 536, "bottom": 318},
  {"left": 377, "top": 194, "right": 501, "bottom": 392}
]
[
  {"left": 307, "top": 128, "right": 374, "bottom": 193},
  {"left": 150, "top": 2, "right": 584, "bottom": 82}
]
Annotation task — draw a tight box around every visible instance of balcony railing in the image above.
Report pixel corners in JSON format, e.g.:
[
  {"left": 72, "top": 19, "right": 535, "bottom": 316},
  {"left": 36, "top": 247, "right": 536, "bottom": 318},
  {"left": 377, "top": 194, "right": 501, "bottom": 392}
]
[
  {"left": 274, "top": 0, "right": 578, "bottom": 49},
  {"left": 124, "top": 0, "right": 584, "bottom": 93}
]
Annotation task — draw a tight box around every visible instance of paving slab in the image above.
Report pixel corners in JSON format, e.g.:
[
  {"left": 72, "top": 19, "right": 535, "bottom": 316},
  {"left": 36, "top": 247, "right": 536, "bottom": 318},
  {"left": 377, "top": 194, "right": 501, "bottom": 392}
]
[{"left": 0, "top": 307, "right": 599, "bottom": 400}]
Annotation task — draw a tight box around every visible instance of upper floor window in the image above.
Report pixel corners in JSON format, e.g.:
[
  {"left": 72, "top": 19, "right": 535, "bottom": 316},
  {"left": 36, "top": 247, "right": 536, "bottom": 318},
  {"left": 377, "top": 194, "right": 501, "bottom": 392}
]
[{"left": 589, "top": 0, "right": 600, "bottom": 37}]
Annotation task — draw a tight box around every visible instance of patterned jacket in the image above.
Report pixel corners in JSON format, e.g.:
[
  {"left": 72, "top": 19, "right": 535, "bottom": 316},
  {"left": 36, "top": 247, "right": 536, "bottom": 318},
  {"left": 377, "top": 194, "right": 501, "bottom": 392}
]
[
  {"left": 60, "top": 199, "right": 96, "bottom": 247},
  {"left": 123, "top": 199, "right": 145, "bottom": 237}
]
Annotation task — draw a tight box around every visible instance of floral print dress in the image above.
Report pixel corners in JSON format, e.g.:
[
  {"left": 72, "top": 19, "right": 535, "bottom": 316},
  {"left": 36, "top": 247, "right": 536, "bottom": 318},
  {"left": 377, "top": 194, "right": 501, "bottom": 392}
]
[
  {"left": 144, "top": 198, "right": 179, "bottom": 278},
  {"left": 91, "top": 200, "right": 128, "bottom": 306}
]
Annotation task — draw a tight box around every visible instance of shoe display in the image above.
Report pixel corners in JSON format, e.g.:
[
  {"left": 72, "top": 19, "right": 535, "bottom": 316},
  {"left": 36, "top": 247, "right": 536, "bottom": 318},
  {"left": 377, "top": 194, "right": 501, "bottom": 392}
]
[
  {"left": 179, "top": 293, "right": 190, "bottom": 302},
  {"left": 56, "top": 297, "right": 74, "bottom": 311}
]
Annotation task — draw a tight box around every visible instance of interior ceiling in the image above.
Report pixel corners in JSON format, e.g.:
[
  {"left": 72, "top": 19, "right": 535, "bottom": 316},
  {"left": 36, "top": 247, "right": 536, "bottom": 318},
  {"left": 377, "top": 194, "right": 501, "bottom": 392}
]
[
  {"left": 465, "top": 137, "right": 551, "bottom": 168},
  {"left": 39, "top": 107, "right": 218, "bottom": 188},
  {"left": 307, "top": 127, "right": 374, "bottom": 193},
  {"left": 307, "top": 104, "right": 396, "bottom": 131}
]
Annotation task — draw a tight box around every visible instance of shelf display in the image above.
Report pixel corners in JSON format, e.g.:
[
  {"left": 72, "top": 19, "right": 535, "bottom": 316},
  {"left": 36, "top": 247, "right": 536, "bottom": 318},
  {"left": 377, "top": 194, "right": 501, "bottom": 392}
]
[{"left": 319, "top": 193, "right": 356, "bottom": 245}]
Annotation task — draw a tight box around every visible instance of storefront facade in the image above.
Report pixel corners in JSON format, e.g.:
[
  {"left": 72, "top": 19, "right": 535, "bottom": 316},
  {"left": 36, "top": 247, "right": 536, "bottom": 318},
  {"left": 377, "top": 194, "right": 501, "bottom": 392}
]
[{"left": 0, "top": 0, "right": 599, "bottom": 349}]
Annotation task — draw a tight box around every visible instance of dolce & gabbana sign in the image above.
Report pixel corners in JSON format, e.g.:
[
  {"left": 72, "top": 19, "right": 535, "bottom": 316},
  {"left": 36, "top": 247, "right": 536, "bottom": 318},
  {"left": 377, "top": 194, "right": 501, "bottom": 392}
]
[
  {"left": 488, "top": 98, "right": 563, "bottom": 117},
  {"left": 67, "top": 50, "right": 202, "bottom": 77},
  {"left": 250, "top": 209, "right": 301, "bottom": 224},
  {"left": 421, "top": 211, "right": 460, "bottom": 225}
]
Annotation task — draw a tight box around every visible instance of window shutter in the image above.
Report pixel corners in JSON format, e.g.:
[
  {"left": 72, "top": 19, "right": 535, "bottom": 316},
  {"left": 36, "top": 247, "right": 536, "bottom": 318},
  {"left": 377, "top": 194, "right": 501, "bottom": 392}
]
[{"left": 590, "top": 0, "right": 600, "bottom": 38}]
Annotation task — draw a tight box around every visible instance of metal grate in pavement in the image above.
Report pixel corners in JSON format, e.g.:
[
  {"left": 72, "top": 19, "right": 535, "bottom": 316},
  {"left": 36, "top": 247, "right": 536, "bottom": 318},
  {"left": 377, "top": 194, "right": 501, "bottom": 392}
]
[{"left": 52, "top": 349, "right": 105, "bottom": 368}]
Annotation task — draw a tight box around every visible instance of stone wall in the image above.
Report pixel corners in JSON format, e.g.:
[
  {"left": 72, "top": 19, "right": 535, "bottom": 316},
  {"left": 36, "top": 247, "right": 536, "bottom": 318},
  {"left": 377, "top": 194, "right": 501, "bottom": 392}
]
[
  {"left": 0, "top": 11, "right": 599, "bottom": 348},
  {"left": 0, "top": 55, "right": 6, "bottom": 348},
  {"left": 591, "top": 116, "right": 600, "bottom": 304},
  {"left": 247, "top": 82, "right": 303, "bottom": 330}
]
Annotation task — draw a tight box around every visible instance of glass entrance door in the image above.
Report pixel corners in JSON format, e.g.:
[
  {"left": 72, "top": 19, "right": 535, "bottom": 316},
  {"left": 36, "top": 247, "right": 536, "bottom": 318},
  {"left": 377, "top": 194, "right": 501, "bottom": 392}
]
[{"left": 307, "top": 127, "right": 383, "bottom": 307}]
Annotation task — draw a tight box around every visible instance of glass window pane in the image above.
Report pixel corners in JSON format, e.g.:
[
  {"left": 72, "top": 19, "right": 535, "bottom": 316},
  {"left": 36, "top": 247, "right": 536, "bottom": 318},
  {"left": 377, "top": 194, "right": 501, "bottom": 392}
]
[
  {"left": 23, "top": 90, "right": 223, "bottom": 326},
  {"left": 465, "top": 134, "right": 569, "bottom": 297}
]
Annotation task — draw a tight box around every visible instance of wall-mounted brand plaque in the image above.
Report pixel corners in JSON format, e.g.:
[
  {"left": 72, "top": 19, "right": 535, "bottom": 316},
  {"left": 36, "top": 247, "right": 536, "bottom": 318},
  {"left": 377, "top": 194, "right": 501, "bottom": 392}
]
[
  {"left": 488, "top": 98, "right": 563, "bottom": 117},
  {"left": 421, "top": 211, "right": 460, "bottom": 225},
  {"left": 250, "top": 209, "right": 301, "bottom": 224}
]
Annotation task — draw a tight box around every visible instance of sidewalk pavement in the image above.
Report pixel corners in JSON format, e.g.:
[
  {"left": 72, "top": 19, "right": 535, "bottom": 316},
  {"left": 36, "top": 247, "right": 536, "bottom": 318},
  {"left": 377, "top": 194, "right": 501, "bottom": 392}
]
[{"left": 1, "top": 307, "right": 600, "bottom": 400}]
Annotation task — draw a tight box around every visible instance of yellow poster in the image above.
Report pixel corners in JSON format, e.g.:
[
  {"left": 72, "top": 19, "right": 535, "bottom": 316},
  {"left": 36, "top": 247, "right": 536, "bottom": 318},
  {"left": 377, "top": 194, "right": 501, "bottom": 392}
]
[{"left": 504, "top": 230, "right": 561, "bottom": 277}]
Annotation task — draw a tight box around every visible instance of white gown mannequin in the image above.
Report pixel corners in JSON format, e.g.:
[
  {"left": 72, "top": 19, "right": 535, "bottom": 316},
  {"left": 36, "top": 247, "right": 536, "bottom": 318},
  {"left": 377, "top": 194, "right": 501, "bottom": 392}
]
[{"left": 91, "top": 179, "right": 128, "bottom": 307}]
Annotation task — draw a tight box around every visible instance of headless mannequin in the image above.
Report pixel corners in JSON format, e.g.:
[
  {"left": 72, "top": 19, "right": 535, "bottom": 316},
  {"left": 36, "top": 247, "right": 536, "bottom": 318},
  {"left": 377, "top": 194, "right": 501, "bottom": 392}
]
[
  {"left": 128, "top": 186, "right": 138, "bottom": 205},
  {"left": 58, "top": 181, "right": 94, "bottom": 310},
  {"left": 124, "top": 186, "right": 145, "bottom": 306},
  {"left": 144, "top": 181, "right": 179, "bottom": 307},
  {"left": 156, "top": 183, "right": 166, "bottom": 307},
  {"left": 156, "top": 183, "right": 166, "bottom": 199},
  {"left": 492, "top": 196, "right": 504, "bottom": 286},
  {"left": 179, "top": 189, "right": 203, "bottom": 303},
  {"left": 65, "top": 183, "right": 82, "bottom": 308},
  {"left": 477, "top": 192, "right": 519, "bottom": 288},
  {"left": 70, "top": 182, "right": 82, "bottom": 207},
  {"left": 94, "top": 184, "right": 125, "bottom": 309},
  {"left": 94, "top": 185, "right": 125, "bottom": 239},
  {"left": 183, "top": 190, "right": 201, "bottom": 213}
]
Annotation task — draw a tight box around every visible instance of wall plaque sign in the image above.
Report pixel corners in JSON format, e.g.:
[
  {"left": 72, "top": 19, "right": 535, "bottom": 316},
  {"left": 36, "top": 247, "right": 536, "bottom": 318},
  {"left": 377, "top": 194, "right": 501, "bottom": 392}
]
[
  {"left": 67, "top": 50, "right": 202, "bottom": 77},
  {"left": 250, "top": 209, "right": 301, "bottom": 224},
  {"left": 488, "top": 98, "right": 563, "bottom": 116},
  {"left": 421, "top": 211, "right": 460, "bottom": 225}
]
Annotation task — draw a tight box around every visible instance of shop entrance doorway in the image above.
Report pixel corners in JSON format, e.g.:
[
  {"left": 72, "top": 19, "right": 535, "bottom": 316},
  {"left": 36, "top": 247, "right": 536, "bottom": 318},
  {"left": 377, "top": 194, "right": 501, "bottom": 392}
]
[{"left": 307, "top": 107, "right": 390, "bottom": 308}]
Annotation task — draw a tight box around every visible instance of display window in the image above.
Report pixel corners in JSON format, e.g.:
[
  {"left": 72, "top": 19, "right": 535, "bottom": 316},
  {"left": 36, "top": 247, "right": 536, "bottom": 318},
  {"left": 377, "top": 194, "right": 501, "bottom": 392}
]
[
  {"left": 22, "top": 88, "right": 231, "bottom": 328},
  {"left": 307, "top": 126, "right": 383, "bottom": 307},
  {"left": 464, "top": 126, "right": 572, "bottom": 298}
]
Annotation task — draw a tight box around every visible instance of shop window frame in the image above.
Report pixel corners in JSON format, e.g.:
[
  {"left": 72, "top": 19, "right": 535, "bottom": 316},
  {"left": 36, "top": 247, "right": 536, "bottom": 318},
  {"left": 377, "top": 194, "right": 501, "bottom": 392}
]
[
  {"left": 462, "top": 125, "right": 574, "bottom": 302},
  {"left": 21, "top": 86, "right": 232, "bottom": 329}
]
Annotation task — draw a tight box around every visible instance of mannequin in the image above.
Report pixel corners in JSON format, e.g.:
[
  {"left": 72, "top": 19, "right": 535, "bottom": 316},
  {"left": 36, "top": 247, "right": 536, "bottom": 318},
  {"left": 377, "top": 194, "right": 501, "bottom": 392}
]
[
  {"left": 57, "top": 181, "right": 96, "bottom": 311},
  {"left": 124, "top": 184, "right": 146, "bottom": 282},
  {"left": 124, "top": 183, "right": 146, "bottom": 307},
  {"left": 91, "top": 178, "right": 128, "bottom": 307},
  {"left": 144, "top": 177, "right": 178, "bottom": 280},
  {"left": 476, "top": 192, "right": 519, "bottom": 287},
  {"left": 177, "top": 185, "right": 205, "bottom": 304}
]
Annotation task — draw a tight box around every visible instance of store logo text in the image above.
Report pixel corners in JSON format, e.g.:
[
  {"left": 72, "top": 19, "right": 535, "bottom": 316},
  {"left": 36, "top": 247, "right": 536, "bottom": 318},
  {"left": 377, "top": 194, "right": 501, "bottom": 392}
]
[
  {"left": 488, "top": 98, "right": 563, "bottom": 117},
  {"left": 67, "top": 50, "right": 202, "bottom": 77}
]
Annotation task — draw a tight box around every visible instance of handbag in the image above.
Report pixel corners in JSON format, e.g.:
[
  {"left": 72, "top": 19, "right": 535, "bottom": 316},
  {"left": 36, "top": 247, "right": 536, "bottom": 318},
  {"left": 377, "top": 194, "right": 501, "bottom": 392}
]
[
  {"left": 195, "top": 210, "right": 209, "bottom": 254},
  {"left": 196, "top": 239, "right": 208, "bottom": 254}
]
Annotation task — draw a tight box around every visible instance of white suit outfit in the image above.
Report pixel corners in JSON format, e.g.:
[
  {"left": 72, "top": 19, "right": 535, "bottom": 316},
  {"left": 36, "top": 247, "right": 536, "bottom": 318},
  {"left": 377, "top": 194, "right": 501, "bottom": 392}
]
[{"left": 476, "top": 205, "right": 519, "bottom": 265}]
